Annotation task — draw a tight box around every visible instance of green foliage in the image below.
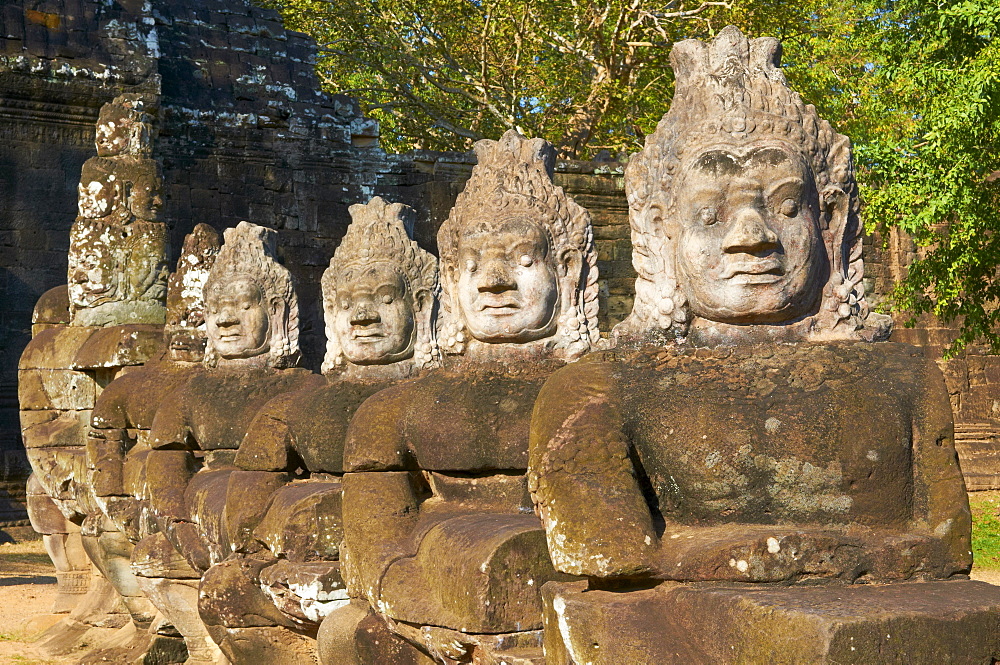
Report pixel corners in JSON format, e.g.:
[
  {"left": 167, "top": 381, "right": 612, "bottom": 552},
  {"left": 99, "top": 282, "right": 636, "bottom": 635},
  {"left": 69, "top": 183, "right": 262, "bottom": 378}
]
[
  {"left": 257, "top": 0, "right": 874, "bottom": 158},
  {"left": 969, "top": 492, "right": 1000, "bottom": 570},
  {"left": 857, "top": 0, "right": 1000, "bottom": 355}
]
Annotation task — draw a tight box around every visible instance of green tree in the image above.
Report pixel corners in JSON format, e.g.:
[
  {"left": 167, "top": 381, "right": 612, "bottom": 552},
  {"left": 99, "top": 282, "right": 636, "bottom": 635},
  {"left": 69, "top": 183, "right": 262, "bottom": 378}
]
[
  {"left": 258, "top": 0, "right": 873, "bottom": 158},
  {"left": 858, "top": 0, "right": 1000, "bottom": 354}
]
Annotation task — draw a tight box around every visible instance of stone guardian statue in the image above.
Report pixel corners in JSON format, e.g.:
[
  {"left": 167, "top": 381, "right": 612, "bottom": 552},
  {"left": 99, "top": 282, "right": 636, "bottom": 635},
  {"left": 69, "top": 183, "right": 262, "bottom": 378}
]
[
  {"left": 334, "top": 130, "right": 598, "bottom": 665},
  {"left": 528, "top": 27, "right": 991, "bottom": 664},
  {"left": 198, "top": 197, "right": 439, "bottom": 665},
  {"left": 133, "top": 221, "right": 312, "bottom": 665}
]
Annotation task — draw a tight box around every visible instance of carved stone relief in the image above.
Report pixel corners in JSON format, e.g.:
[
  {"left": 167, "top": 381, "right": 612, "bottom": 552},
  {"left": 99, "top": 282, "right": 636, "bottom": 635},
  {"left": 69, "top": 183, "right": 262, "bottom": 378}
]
[{"left": 67, "top": 94, "right": 168, "bottom": 328}]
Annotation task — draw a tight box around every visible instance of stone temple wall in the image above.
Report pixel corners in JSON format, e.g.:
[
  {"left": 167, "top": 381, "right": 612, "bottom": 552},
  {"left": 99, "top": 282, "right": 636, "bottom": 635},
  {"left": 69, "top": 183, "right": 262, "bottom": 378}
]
[{"left": 0, "top": 0, "right": 394, "bottom": 517}]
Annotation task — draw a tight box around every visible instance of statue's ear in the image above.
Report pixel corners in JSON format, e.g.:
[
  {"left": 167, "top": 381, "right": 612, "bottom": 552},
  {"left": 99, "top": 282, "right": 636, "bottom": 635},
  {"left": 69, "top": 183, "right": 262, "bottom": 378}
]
[
  {"left": 557, "top": 247, "right": 582, "bottom": 281},
  {"left": 648, "top": 200, "right": 678, "bottom": 239},
  {"left": 413, "top": 287, "right": 433, "bottom": 313},
  {"left": 822, "top": 186, "right": 849, "bottom": 275}
]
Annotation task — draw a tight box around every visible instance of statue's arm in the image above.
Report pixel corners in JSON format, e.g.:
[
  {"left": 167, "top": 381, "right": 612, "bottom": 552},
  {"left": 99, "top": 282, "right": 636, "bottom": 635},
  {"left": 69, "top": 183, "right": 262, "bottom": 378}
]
[
  {"left": 341, "top": 386, "right": 423, "bottom": 600},
  {"left": 529, "top": 362, "right": 659, "bottom": 577},
  {"left": 235, "top": 410, "right": 293, "bottom": 471},
  {"left": 149, "top": 387, "right": 195, "bottom": 451},
  {"left": 341, "top": 470, "right": 423, "bottom": 603}
]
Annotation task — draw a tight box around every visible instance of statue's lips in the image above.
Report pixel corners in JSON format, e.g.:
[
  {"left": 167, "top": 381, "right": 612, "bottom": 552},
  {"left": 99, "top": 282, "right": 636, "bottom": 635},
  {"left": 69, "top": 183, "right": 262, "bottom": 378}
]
[
  {"left": 72, "top": 282, "right": 111, "bottom": 295},
  {"left": 351, "top": 329, "right": 385, "bottom": 341},
  {"left": 722, "top": 260, "right": 783, "bottom": 283},
  {"left": 477, "top": 298, "right": 520, "bottom": 313}
]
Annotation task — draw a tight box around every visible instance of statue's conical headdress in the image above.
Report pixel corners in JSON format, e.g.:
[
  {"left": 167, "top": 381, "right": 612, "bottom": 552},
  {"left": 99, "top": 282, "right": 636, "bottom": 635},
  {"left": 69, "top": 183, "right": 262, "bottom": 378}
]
[
  {"left": 204, "top": 221, "right": 300, "bottom": 368},
  {"left": 437, "top": 129, "right": 600, "bottom": 359},
  {"left": 618, "top": 26, "right": 887, "bottom": 342},
  {"left": 322, "top": 196, "right": 439, "bottom": 372}
]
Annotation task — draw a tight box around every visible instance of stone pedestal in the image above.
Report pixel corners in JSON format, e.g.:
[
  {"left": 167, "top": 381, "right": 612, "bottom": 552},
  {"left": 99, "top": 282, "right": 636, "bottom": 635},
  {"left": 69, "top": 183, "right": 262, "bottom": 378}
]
[{"left": 542, "top": 579, "right": 1000, "bottom": 664}]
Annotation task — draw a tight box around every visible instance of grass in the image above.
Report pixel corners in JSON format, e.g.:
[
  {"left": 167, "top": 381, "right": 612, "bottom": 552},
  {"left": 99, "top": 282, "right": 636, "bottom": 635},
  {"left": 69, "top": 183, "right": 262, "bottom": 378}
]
[
  {"left": 0, "top": 539, "right": 53, "bottom": 578},
  {"left": 970, "top": 490, "right": 1000, "bottom": 570},
  {"left": 6, "top": 656, "right": 58, "bottom": 665}
]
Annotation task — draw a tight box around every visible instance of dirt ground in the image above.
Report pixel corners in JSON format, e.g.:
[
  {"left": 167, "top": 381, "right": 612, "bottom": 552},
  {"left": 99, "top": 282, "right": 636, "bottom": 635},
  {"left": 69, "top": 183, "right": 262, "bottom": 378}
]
[
  {"left": 0, "top": 499, "right": 998, "bottom": 665},
  {"left": 0, "top": 538, "right": 73, "bottom": 665}
]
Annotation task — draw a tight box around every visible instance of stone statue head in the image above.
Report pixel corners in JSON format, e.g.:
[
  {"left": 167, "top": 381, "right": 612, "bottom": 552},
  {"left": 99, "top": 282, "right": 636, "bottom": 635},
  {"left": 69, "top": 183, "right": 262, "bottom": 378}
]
[
  {"left": 321, "top": 196, "right": 439, "bottom": 373},
  {"left": 67, "top": 218, "right": 170, "bottom": 326},
  {"left": 94, "top": 93, "right": 153, "bottom": 158},
  {"left": 165, "top": 224, "right": 221, "bottom": 363},
  {"left": 203, "top": 222, "right": 300, "bottom": 369},
  {"left": 615, "top": 26, "right": 890, "bottom": 344},
  {"left": 437, "top": 130, "right": 599, "bottom": 360},
  {"left": 78, "top": 96, "right": 158, "bottom": 221},
  {"left": 68, "top": 220, "right": 119, "bottom": 312},
  {"left": 125, "top": 167, "right": 164, "bottom": 223},
  {"left": 77, "top": 175, "right": 119, "bottom": 220}
]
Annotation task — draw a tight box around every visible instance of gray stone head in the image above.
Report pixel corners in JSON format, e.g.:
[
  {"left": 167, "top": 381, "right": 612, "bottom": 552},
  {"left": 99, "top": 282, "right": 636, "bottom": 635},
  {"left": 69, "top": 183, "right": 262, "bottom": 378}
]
[
  {"left": 165, "top": 224, "right": 221, "bottom": 363},
  {"left": 616, "top": 26, "right": 890, "bottom": 345},
  {"left": 94, "top": 93, "right": 153, "bottom": 159},
  {"left": 437, "top": 129, "right": 600, "bottom": 361},
  {"left": 321, "top": 197, "right": 439, "bottom": 373},
  {"left": 203, "top": 222, "right": 300, "bottom": 368}
]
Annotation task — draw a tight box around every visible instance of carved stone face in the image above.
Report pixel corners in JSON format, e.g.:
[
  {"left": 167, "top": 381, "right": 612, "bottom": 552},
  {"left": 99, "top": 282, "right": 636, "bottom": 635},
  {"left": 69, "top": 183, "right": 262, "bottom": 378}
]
[
  {"left": 78, "top": 179, "right": 117, "bottom": 219},
  {"left": 127, "top": 174, "right": 163, "bottom": 221},
  {"left": 330, "top": 264, "right": 415, "bottom": 365},
  {"left": 94, "top": 111, "right": 130, "bottom": 158},
  {"left": 455, "top": 218, "right": 559, "bottom": 342},
  {"left": 69, "top": 233, "right": 117, "bottom": 308},
  {"left": 673, "top": 145, "right": 825, "bottom": 324},
  {"left": 166, "top": 329, "right": 207, "bottom": 363},
  {"left": 205, "top": 277, "right": 271, "bottom": 360}
]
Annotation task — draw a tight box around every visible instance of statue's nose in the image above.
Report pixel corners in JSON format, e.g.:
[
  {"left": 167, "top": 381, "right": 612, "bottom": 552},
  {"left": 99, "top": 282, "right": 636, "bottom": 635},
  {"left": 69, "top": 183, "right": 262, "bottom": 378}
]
[
  {"left": 216, "top": 307, "right": 239, "bottom": 326},
  {"left": 723, "top": 207, "right": 778, "bottom": 254},
  {"left": 351, "top": 301, "right": 380, "bottom": 325},
  {"left": 478, "top": 260, "right": 515, "bottom": 293}
]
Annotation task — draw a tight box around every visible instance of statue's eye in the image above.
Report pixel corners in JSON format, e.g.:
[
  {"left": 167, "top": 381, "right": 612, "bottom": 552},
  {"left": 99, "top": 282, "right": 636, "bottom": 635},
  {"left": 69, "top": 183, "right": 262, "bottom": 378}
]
[
  {"left": 382, "top": 294, "right": 394, "bottom": 305},
  {"left": 341, "top": 299, "right": 351, "bottom": 310},
  {"left": 465, "top": 259, "right": 478, "bottom": 273},
  {"left": 699, "top": 207, "right": 718, "bottom": 226},
  {"left": 242, "top": 303, "right": 251, "bottom": 311},
  {"left": 519, "top": 254, "right": 533, "bottom": 267},
  {"left": 778, "top": 199, "right": 799, "bottom": 217}
]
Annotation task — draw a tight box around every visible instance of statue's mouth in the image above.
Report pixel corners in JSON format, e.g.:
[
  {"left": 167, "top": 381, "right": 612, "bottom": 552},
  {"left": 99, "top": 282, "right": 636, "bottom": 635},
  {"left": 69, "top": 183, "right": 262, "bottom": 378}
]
[
  {"left": 352, "top": 329, "right": 385, "bottom": 341},
  {"left": 723, "top": 260, "right": 783, "bottom": 282},
  {"left": 478, "top": 297, "right": 520, "bottom": 313}
]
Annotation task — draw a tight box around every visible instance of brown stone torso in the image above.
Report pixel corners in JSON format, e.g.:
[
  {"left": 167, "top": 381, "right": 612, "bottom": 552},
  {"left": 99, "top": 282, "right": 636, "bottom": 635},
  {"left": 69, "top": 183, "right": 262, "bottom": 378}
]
[
  {"left": 345, "top": 360, "right": 565, "bottom": 474},
  {"left": 238, "top": 374, "right": 395, "bottom": 474},
  {"left": 154, "top": 366, "right": 314, "bottom": 452},
  {"left": 529, "top": 341, "right": 971, "bottom": 583},
  {"left": 615, "top": 342, "right": 919, "bottom": 529}
]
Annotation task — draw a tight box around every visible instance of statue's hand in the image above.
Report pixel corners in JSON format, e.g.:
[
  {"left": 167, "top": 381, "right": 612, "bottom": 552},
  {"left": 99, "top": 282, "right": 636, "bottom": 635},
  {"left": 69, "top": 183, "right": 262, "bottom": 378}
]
[{"left": 420, "top": 625, "right": 476, "bottom": 662}]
